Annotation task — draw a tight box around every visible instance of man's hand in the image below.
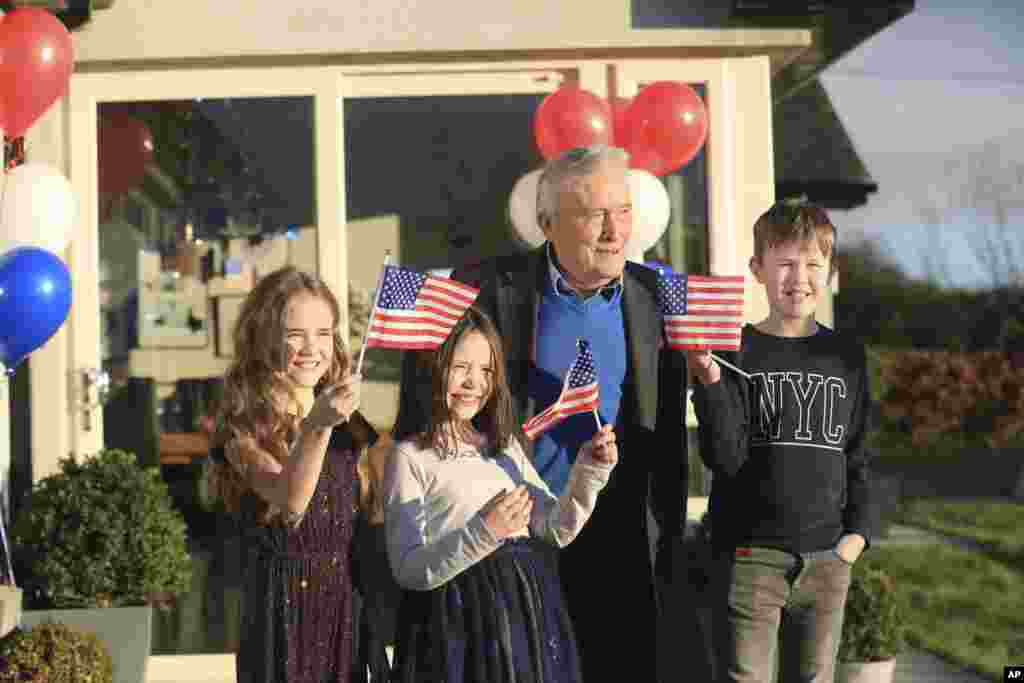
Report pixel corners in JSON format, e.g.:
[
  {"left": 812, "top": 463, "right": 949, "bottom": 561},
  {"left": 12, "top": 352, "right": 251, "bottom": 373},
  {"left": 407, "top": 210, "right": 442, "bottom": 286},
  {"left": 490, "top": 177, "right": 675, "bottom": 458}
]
[{"left": 686, "top": 350, "right": 721, "bottom": 385}]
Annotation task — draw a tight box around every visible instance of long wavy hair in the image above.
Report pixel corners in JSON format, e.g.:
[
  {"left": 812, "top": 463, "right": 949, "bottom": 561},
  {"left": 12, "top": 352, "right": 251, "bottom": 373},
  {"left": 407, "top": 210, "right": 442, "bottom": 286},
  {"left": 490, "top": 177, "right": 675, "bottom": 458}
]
[
  {"left": 417, "top": 306, "right": 524, "bottom": 456},
  {"left": 206, "top": 266, "right": 350, "bottom": 523}
]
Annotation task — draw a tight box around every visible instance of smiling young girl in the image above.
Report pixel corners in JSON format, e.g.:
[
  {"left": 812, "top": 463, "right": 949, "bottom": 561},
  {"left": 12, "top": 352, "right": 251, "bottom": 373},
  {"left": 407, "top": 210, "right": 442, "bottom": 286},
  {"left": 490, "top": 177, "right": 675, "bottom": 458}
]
[
  {"left": 384, "top": 306, "right": 617, "bottom": 683},
  {"left": 206, "top": 266, "right": 376, "bottom": 683}
]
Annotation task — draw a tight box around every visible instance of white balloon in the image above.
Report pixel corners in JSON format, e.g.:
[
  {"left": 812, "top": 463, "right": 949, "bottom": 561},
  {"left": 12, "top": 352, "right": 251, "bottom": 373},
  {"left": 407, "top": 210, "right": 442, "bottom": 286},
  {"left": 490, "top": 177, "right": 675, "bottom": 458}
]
[
  {"left": 507, "top": 167, "right": 671, "bottom": 261},
  {"left": 626, "top": 169, "right": 671, "bottom": 262},
  {"left": 0, "top": 162, "right": 77, "bottom": 254},
  {"left": 507, "top": 168, "right": 546, "bottom": 248}
]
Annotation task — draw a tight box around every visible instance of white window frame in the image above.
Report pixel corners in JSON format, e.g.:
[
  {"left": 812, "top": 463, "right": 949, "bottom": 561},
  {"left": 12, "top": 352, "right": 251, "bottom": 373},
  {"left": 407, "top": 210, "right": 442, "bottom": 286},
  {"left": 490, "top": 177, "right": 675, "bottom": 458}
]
[
  {"left": 614, "top": 59, "right": 744, "bottom": 277},
  {"left": 49, "top": 62, "right": 585, "bottom": 462},
  {"left": 56, "top": 67, "right": 342, "bottom": 459},
  {"left": 44, "top": 57, "right": 765, "bottom": 467}
]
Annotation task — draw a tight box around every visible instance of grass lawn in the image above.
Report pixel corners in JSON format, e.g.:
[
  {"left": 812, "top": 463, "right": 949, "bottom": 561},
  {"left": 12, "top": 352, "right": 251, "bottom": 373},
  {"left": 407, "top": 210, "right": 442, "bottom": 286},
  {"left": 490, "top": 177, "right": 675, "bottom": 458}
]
[
  {"left": 865, "top": 545, "right": 1024, "bottom": 682},
  {"left": 898, "top": 499, "right": 1024, "bottom": 569},
  {"left": 869, "top": 499, "right": 1024, "bottom": 680}
]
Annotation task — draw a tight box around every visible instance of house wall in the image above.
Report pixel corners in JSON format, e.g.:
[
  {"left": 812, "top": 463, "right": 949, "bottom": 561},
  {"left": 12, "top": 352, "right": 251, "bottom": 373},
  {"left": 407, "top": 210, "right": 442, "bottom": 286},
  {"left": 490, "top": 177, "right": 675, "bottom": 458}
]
[
  {"left": 13, "top": 3, "right": 809, "bottom": 482},
  {"left": 71, "top": 1, "right": 808, "bottom": 66},
  {"left": 24, "top": 103, "right": 72, "bottom": 482}
]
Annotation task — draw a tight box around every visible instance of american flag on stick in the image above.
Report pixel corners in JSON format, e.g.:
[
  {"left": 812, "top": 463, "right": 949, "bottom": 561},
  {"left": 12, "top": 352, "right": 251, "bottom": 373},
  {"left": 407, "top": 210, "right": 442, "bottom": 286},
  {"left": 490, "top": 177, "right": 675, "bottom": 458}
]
[
  {"left": 658, "top": 274, "right": 745, "bottom": 351},
  {"left": 522, "top": 339, "right": 600, "bottom": 441},
  {"left": 364, "top": 264, "right": 479, "bottom": 351}
]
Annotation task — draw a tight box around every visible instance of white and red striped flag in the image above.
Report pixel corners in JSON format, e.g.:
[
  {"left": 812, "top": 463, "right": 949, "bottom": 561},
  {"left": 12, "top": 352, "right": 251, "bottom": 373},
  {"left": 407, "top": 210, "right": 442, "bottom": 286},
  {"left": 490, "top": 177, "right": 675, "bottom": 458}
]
[
  {"left": 658, "top": 274, "right": 744, "bottom": 351},
  {"left": 364, "top": 265, "right": 479, "bottom": 350},
  {"left": 522, "top": 339, "right": 600, "bottom": 440}
]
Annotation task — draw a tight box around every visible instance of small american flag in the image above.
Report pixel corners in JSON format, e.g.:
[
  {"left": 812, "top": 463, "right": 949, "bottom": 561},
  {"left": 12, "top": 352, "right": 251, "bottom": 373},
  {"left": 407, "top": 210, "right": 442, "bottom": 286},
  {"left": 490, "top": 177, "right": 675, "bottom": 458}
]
[
  {"left": 365, "top": 265, "right": 479, "bottom": 350},
  {"left": 658, "top": 274, "right": 744, "bottom": 351},
  {"left": 522, "top": 339, "right": 600, "bottom": 440}
]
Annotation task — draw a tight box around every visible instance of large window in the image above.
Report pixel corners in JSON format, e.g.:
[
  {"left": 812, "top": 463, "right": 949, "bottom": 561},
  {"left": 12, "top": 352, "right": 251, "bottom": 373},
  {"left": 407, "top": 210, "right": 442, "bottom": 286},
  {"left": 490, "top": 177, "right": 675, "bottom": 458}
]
[
  {"left": 70, "top": 67, "right": 342, "bottom": 657},
  {"left": 343, "top": 93, "right": 545, "bottom": 397}
]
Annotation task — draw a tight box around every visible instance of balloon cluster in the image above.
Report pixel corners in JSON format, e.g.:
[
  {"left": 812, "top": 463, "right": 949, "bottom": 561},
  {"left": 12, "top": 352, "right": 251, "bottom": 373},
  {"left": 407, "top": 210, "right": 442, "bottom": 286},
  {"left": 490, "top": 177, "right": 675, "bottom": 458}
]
[
  {"left": 0, "top": 8, "right": 78, "bottom": 374},
  {"left": 510, "top": 82, "right": 706, "bottom": 257},
  {"left": 508, "top": 165, "right": 669, "bottom": 262},
  {"left": 532, "top": 82, "right": 708, "bottom": 176}
]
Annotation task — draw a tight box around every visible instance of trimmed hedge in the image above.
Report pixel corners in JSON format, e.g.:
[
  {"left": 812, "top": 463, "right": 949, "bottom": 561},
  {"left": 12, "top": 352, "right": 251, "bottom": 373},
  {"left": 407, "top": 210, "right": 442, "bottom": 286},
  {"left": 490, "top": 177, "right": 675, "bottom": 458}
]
[{"left": 876, "top": 349, "right": 1024, "bottom": 447}]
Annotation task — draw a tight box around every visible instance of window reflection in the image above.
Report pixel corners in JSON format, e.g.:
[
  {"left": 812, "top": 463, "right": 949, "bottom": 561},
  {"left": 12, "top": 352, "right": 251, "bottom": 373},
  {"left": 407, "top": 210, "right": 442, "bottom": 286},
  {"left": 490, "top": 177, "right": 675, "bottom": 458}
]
[{"left": 97, "top": 97, "right": 316, "bottom": 656}]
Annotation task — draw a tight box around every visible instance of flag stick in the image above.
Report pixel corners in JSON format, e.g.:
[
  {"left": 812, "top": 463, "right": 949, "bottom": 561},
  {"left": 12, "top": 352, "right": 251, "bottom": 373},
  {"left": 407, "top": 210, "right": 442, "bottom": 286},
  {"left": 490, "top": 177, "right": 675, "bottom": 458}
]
[
  {"left": 355, "top": 250, "right": 392, "bottom": 377},
  {"left": 710, "top": 352, "right": 751, "bottom": 379},
  {"left": 573, "top": 337, "right": 602, "bottom": 431}
]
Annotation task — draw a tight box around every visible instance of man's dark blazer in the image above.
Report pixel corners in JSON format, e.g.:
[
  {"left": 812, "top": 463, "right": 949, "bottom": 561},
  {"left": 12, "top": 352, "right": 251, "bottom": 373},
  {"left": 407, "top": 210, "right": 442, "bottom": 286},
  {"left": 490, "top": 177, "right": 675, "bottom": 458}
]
[{"left": 393, "top": 245, "right": 689, "bottom": 679}]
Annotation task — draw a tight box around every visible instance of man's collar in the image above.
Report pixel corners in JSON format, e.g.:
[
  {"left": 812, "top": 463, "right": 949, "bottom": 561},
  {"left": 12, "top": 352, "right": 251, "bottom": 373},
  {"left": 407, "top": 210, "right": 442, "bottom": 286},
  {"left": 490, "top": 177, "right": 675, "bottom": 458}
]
[{"left": 545, "top": 242, "right": 623, "bottom": 301}]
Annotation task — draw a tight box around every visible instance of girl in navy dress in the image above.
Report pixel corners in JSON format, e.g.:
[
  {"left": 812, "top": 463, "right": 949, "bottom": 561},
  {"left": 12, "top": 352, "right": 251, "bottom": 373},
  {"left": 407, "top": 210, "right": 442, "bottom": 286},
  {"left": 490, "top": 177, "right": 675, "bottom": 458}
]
[{"left": 384, "top": 306, "right": 617, "bottom": 683}]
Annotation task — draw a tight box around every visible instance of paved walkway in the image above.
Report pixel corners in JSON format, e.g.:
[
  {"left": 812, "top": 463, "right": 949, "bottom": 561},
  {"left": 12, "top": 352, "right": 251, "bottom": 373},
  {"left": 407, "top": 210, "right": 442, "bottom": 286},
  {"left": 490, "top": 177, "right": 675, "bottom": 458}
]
[
  {"left": 894, "top": 649, "right": 990, "bottom": 683},
  {"left": 874, "top": 523, "right": 989, "bottom": 552}
]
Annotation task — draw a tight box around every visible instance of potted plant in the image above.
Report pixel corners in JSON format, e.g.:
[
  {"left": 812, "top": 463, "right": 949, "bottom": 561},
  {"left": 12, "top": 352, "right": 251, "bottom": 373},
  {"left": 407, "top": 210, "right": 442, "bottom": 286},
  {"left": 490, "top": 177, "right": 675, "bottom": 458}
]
[
  {"left": 837, "top": 562, "right": 905, "bottom": 683},
  {"left": 0, "top": 620, "right": 114, "bottom": 683},
  {"left": 11, "top": 449, "right": 192, "bottom": 683}
]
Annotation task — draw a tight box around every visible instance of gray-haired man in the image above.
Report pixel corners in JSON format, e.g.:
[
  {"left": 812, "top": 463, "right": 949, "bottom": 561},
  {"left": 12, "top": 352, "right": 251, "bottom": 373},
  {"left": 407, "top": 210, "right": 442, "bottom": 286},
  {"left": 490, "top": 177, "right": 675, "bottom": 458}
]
[{"left": 395, "top": 146, "right": 689, "bottom": 681}]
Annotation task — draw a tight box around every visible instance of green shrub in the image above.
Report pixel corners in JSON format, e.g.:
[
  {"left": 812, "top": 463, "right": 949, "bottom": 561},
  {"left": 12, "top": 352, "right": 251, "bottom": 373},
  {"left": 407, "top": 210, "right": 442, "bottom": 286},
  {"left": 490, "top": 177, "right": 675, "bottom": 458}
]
[
  {"left": 0, "top": 620, "right": 113, "bottom": 682},
  {"left": 877, "top": 349, "right": 1024, "bottom": 447},
  {"left": 12, "top": 449, "right": 192, "bottom": 609},
  {"left": 838, "top": 562, "right": 905, "bottom": 663}
]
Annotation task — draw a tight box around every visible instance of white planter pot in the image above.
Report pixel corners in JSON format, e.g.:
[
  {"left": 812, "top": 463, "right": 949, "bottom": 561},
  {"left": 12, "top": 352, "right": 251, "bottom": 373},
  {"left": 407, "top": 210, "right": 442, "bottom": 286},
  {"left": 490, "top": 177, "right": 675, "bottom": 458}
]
[
  {"left": 21, "top": 605, "right": 152, "bottom": 683},
  {"left": 0, "top": 585, "right": 21, "bottom": 638},
  {"left": 837, "top": 658, "right": 897, "bottom": 683}
]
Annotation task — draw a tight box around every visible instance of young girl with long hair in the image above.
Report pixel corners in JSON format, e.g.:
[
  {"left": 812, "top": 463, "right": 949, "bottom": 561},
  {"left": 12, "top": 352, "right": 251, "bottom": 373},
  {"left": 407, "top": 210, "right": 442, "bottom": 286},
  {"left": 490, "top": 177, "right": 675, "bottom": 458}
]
[
  {"left": 206, "top": 266, "right": 376, "bottom": 683},
  {"left": 384, "top": 306, "right": 617, "bottom": 683}
]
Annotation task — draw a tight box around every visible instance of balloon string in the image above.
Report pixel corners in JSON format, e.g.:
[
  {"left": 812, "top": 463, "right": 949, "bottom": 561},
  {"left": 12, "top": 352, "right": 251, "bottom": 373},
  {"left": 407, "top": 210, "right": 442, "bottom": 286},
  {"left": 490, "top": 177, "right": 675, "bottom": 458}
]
[
  {"left": 0, "top": 499, "right": 14, "bottom": 587},
  {"left": 1, "top": 134, "right": 6, "bottom": 210},
  {"left": 3, "top": 135, "right": 25, "bottom": 173},
  {"left": 0, "top": 132, "right": 11, "bottom": 213},
  {"left": 0, "top": 157, "right": 7, "bottom": 220}
]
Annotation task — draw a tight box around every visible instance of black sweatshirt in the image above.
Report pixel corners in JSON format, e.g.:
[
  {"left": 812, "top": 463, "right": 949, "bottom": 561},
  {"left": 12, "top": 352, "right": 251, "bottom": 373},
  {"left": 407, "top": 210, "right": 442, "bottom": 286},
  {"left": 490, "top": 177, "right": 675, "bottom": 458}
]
[{"left": 692, "top": 324, "right": 874, "bottom": 554}]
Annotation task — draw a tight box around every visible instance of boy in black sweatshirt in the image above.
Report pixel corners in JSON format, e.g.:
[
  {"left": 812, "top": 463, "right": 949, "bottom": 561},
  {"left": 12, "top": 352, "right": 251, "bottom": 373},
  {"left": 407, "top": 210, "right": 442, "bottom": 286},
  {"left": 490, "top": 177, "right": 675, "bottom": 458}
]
[{"left": 689, "top": 201, "right": 874, "bottom": 683}]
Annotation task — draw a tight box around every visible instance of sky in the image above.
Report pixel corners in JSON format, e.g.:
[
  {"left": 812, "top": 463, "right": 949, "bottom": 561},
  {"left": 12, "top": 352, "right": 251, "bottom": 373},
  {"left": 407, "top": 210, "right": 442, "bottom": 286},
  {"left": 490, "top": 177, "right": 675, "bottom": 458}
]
[{"left": 820, "top": 0, "right": 1024, "bottom": 289}]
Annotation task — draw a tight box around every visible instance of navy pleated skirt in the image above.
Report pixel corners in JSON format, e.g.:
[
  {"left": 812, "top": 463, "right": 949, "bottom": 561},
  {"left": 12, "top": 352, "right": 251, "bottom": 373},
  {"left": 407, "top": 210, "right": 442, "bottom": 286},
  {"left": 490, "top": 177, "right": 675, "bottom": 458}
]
[{"left": 393, "top": 537, "right": 582, "bottom": 683}]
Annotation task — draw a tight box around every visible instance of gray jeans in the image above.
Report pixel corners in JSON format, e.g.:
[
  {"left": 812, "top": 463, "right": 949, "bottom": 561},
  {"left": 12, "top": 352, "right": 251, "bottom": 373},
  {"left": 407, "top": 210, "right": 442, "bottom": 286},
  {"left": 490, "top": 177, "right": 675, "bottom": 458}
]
[{"left": 712, "top": 545, "right": 853, "bottom": 683}]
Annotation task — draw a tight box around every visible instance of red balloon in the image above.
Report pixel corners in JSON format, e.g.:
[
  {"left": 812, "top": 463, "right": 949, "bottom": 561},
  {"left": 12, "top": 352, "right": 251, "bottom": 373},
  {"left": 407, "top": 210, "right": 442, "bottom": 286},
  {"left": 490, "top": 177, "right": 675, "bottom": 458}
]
[
  {"left": 0, "top": 8, "right": 74, "bottom": 138},
  {"left": 533, "top": 86, "right": 612, "bottom": 160},
  {"left": 98, "top": 112, "right": 155, "bottom": 195},
  {"left": 622, "top": 82, "right": 708, "bottom": 176},
  {"left": 609, "top": 96, "right": 632, "bottom": 148}
]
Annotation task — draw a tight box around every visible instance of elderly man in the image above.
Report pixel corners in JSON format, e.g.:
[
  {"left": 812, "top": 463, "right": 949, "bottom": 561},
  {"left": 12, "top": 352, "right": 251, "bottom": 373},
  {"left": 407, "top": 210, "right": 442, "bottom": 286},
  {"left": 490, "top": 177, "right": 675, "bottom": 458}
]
[{"left": 394, "top": 145, "right": 689, "bottom": 681}]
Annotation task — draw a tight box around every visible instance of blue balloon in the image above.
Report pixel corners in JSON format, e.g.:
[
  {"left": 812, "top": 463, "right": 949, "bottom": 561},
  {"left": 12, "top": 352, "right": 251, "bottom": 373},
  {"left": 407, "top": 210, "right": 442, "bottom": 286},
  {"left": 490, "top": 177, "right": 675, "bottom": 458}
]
[{"left": 0, "top": 246, "right": 72, "bottom": 374}]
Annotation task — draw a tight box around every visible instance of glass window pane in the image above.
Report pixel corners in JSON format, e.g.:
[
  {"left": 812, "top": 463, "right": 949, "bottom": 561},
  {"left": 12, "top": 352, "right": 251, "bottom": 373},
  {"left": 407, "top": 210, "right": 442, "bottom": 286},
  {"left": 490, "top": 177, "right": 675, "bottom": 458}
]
[
  {"left": 97, "top": 96, "right": 316, "bottom": 655},
  {"left": 343, "top": 94, "right": 543, "bottom": 429}
]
